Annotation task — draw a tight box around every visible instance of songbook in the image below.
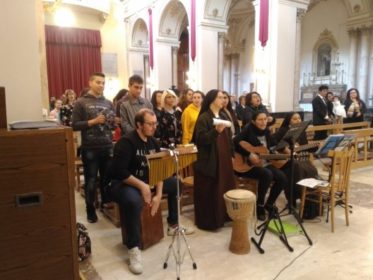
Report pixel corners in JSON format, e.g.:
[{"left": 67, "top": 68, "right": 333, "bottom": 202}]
[
  {"left": 9, "top": 120, "right": 59, "bottom": 130},
  {"left": 296, "top": 178, "right": 329, "bottom": 188},
  {"left": 315, "top": 134, "right": 345, "bottom": 156}
]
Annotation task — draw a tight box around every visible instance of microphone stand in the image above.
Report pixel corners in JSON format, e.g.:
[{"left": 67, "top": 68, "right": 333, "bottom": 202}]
[
  {"left": 252, "top": 122, "right": 313, "bottom": 253},
  {"left": 279, "top": 137, "right": 313, "bottom": 245},
  {"left": 163, "top": 145, "right": 197, "bottom": 280}
]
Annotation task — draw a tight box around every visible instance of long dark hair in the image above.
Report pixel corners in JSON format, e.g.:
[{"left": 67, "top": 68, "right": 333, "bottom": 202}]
[
  {"left": 199, "top": 89, "right": 220, "bottom": 116},
  {"left": 345, "top": 88, "right": 361, "bottom": 102},
  {"left": 245, "top": 91, "right": 262, "bottom": 107},
  {"left": 280, "top": 112, "right": 303, "bottom": 128},
  {"left": 150, "top": 90, "right": 163, "bottom": 109}
]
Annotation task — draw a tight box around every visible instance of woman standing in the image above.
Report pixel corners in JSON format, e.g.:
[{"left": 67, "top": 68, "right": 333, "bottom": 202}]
[
  {"left": 193, "top": 89, "right": 236, "bottom": 230},
  {"left": 177, "top": 88, "right": 194, "bottom": 112},
  {"left": 181, "top": 91, "right": 204, "bottom": 144},
  {"left": 60, "top": 89, "right": 76, "bottom": 126},
  {"left": 344, "top": 88, "right": 367, "bottom": 123},
  {"left": 221, "top": 91, "right": 240, "bottom": 136},
  {"left": 157, "top": 90, "right": 182, "bottom": 148},
  {"left": 242, "top": 91, "right": 275, "bottom": 127}
]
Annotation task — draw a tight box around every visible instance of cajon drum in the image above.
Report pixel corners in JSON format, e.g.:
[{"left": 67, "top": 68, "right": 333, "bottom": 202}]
[{"left": 120, "top": 203, "right": 164, "bottom": 250}]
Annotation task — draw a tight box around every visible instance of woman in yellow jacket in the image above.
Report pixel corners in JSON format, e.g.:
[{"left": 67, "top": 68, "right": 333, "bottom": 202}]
[{"left": 181, "top": 91, "right": 204, "bottom": 144}]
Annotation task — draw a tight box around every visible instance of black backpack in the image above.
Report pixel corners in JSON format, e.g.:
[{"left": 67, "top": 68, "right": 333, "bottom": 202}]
[{"left": 302, "top": 194, "right": 321, "bottom": 220}]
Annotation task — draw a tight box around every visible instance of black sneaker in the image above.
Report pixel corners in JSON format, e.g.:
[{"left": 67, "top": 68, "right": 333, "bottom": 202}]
[{"left": 87, "top": 210, "right": 98, "bottom": 223}]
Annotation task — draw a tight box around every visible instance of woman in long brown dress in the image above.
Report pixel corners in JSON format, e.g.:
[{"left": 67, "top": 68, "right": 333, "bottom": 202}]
[{"left": 193, "top": 89, "right": 236, "bottom": 230}]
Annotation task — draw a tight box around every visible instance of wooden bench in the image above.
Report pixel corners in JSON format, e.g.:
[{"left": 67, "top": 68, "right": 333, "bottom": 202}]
[
  {"left": 306, "top": 121, "right": 370, "bottom": 141},
  {"left": 342, "top": 128, "right": 373, "bottom": 169}
]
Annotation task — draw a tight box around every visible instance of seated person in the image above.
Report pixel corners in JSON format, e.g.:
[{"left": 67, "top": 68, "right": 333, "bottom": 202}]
[
  {"left": 107, "top": 108, "right": 192, "bottom": 275},
  {"left": 233, "top": 111, "right": 287, "bottom": 221},
  {"left": 273, "top": 112, "right": 318, "bottom": 206}
]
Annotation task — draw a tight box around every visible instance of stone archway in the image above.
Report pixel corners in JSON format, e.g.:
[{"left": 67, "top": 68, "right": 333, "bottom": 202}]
[
  {"left": 158, "top": 0, "right": 189, "bottom": 90},
  {"left": 223, "top": 0, "right": 255, "bottom": 95}
]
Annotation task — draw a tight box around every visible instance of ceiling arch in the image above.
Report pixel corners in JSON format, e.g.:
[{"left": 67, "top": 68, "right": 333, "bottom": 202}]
[{"left": 159, "top": 0, "right": 188, "bottom": 40}]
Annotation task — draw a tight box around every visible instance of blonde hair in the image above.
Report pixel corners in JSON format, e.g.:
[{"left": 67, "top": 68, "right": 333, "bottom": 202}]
[{"left": 161, "top": 89, "right": 178, "bottom": 108}]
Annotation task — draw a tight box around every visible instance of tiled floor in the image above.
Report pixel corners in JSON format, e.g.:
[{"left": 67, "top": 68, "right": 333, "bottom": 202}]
[{"left": 76, "top": 165, "right": 373, "bottom": 280}]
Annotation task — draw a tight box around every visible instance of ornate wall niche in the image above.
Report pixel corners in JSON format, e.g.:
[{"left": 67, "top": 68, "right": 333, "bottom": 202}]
[
  {"left": 131, "top": 18, "right": 148, "bottom": 49},
  {"left": 312, "top": 29, "right": 339, "bottom": 77}
]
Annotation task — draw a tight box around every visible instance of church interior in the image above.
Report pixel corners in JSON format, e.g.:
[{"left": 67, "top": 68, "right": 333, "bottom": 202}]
[{"left": 1, "top": 0, "right": 373, "bottom": 279}]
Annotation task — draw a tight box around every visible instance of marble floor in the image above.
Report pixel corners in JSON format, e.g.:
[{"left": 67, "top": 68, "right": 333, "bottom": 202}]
[{"left": 76, "top": 165, "right": 373, "bottom": 280}]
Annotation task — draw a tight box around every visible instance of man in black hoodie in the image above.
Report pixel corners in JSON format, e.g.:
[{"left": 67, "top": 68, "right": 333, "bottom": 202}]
[
  {"left": 108, "top": 108, "right": 193, "bottom": 275},
  {"left": 72, "top": 72, "right": 115, "bottom": 223}
]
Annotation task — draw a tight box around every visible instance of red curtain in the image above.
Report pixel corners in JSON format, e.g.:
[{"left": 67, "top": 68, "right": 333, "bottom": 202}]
[{"left": 45, "top": 25, "right": 102, "bottom": 99}]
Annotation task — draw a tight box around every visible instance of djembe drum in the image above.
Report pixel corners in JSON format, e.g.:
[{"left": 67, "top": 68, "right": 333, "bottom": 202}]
[{"left": 224, "top": 189, "right": 256, "bottom": 254}]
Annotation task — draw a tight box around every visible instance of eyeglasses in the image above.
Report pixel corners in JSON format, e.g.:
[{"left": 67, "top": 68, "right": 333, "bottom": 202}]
[{"left": 144, "top": 121, "right": 158, "bottom": 127}]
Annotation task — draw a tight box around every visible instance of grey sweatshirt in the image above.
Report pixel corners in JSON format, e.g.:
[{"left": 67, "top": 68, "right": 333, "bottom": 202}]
[{"left": 72, "top": 93, "right": 115, "bottom": 150}]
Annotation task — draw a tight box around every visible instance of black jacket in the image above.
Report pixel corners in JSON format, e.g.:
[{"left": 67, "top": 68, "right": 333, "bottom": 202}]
[
  {"left": 193, "top": 110, "right": 234, "bottom": 178},
  {"left": 312, "top": 95, "right": 328, "bottom": 125},
  {"left": 72, "top": 93, "right": 115, "bottom": 149},
  {"left": 233, "top": 123, "right": 276, "bottom": 157},
  {"left": 108, "top": 130, "right": 160, "bottom": 184}
]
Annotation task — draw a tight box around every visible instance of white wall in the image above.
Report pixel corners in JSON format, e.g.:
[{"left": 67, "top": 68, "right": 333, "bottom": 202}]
[
  {"left": 300, "top": 0, "right": 349, "bottom": 86},
  {"left": 0, "top": 0, "right": 46, "bottom": 123},
  {"left": 197, "top": 27, "right": 220, "bottom": 92},
  {"left": 272, "top": 3, "right": 297, "bottom": 112}
]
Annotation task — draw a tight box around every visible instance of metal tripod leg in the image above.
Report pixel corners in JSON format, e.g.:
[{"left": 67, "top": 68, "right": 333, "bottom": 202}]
[
  {"left": 289, "top": 206, "right": 313, "bottom": 245},
  {"left": 251, "top": 207, "right": 294, "bottom": 254},
  {"left": 163, "top": 150, "right": 197, "bottom": 280},
  {"left": 163, "top": 226, "right": 197, "bottom": 280}
]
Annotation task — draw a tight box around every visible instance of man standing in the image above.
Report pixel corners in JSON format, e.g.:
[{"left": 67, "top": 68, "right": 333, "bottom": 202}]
[
  {"left": 108, "top": 108, "right": 193, "bottom": 275},
  {"left": 312, "top": 85, "right": 331, "bottom": 140},
  {"left": 120, "top": 75, "right": 152, "bottom": 135},
  {"left": 72, "top": 72, "right": 115, "bottom": 223}
]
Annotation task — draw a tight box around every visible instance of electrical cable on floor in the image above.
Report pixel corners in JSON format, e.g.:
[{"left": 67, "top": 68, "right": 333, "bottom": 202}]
[{"left": 272, "top": 246, "right": 312, "bottom": 280}]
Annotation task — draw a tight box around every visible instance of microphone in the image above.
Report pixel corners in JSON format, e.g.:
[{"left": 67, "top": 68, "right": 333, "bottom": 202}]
[
  {"left": 213, "top": 118, "right": 232, "bottom": 128},
  {"left": 168, "top": 143, "right": 176, "bottom": 156}
]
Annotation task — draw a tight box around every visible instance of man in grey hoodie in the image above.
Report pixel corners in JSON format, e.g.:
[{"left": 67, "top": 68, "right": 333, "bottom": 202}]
[{"left": 72, "top": 72, "right": 115, "bottom": 223}]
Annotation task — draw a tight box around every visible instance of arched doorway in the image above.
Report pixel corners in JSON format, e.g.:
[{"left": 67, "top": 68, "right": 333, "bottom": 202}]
[
  {"left": 177, "top": 29, "right": 189, "bottom": 91},
  {"left": 158, "top": 0, "right": 188, "bottom": 92}
]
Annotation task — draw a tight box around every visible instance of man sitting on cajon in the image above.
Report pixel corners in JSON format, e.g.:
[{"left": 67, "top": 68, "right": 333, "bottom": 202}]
[{"left": 108, "top": 108, "right": 193, "bottom": 275}]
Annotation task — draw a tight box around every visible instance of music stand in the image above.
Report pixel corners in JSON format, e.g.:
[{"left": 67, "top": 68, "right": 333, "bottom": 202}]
[
  {"left": 251, "top": 121, "right": 313, "bottom": 254},
  {"left": 146, "top": 149, "right": 197, "bottom": 280}
]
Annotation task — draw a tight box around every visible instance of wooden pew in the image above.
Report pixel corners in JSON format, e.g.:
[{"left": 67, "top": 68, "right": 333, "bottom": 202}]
[
  {"left": 269, "top": 118, "right": 284, "bottom": 134},
  {"left": 306, "top": 121, "right": 370, "bottom": 141},
  {"left": 342, "top": 128, "right": 373, "bottom": 169}
]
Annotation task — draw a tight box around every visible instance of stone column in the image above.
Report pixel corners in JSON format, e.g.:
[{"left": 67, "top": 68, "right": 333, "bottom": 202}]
[
  {"left": 230, "top": 53, "right": 239, "bottom": 94},
  {"left": 171, "top": 46, "right": 178, "bottom": 88},
  {"left": 348, "top": 29, "right": 358, "bottom": 89},
  {"left": 357, "top": 28, "right": 370, "bottom": 101},
  {"left": 218, "top": 32, "right": 225, "bottom": 90},
  {"left": 368, "top": 28, "right": 373, "bottom": 107},
  {"left": 293, "top": 8, "right": 305, "bottom": 110}
]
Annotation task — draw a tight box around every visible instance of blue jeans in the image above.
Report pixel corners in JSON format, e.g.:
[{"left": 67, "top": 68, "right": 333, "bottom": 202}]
[
  {"left": 81, "top": 147, "right": 112, "bottom": 212},
  {"left": 109, "top": 177, "right": 180, "bottom": 249}
]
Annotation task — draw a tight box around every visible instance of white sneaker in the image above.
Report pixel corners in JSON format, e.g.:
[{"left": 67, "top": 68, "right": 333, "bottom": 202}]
[{"left": 128, "top": 247, "right": 143, "bottom": 274}]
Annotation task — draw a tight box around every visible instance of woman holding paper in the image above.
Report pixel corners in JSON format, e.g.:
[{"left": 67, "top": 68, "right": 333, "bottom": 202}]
[{"left": 193, "top": 89, "right": 235, "bottom": 230}]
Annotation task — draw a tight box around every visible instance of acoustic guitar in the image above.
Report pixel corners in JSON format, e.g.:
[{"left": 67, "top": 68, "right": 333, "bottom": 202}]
[{"left": 233, "top": 141, "right": 319, "bottom": 173}]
